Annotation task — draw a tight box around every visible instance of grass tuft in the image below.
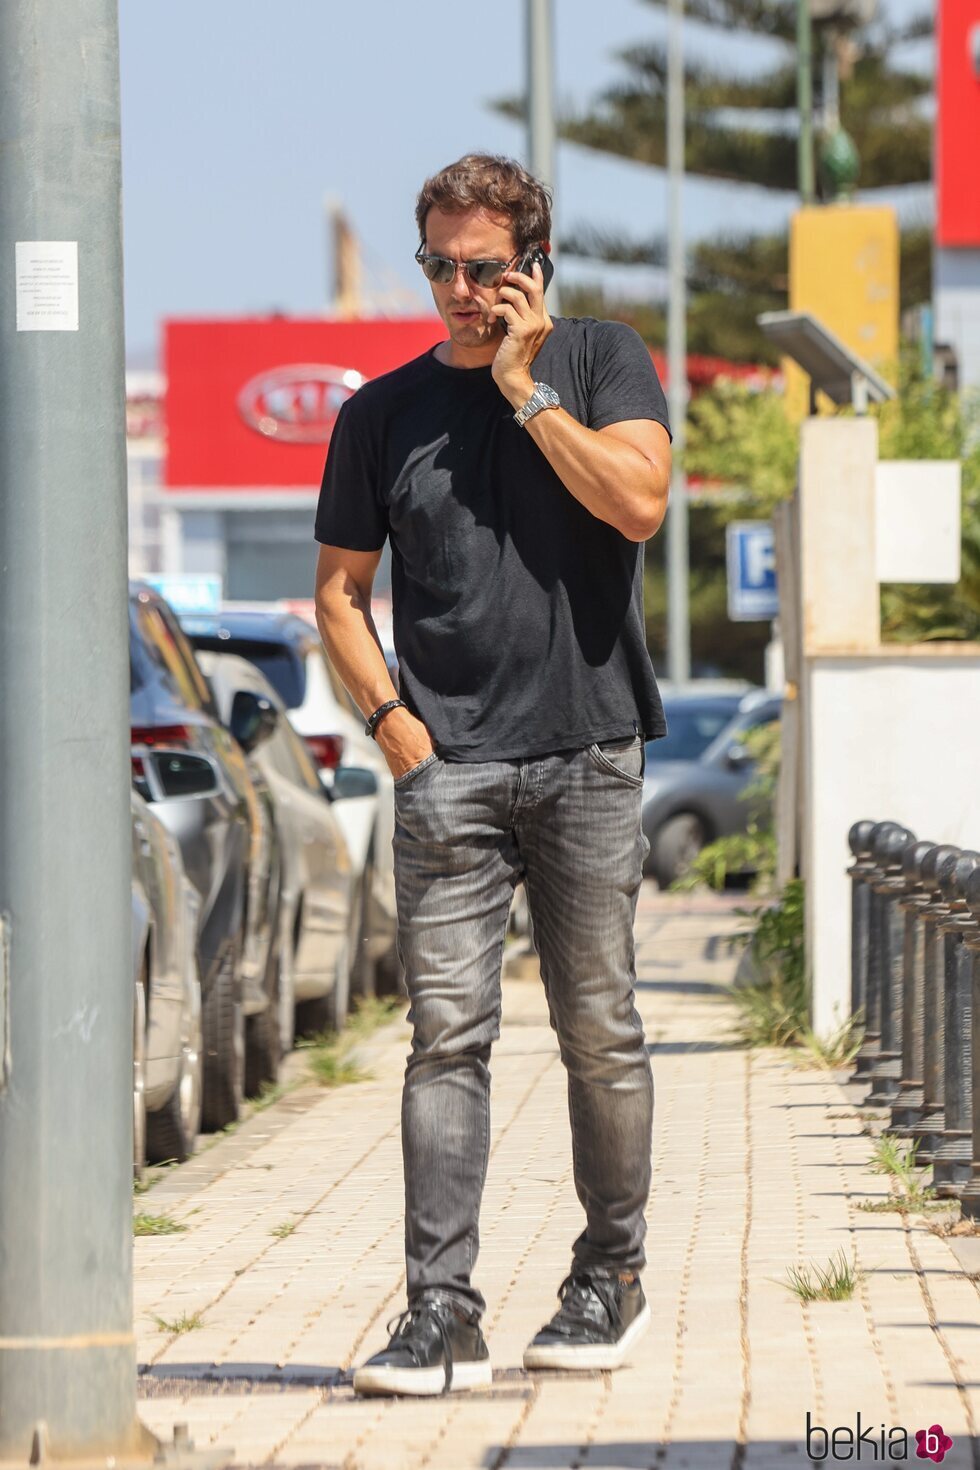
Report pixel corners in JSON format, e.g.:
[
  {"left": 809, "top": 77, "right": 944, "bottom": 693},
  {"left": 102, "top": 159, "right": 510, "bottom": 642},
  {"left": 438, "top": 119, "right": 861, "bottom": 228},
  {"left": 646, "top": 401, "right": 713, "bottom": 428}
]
[
  {"left": 270, "top": 1219, "right": 299, "bottom": 1240},
  {"left": 150, "top": 1310, "right": 203, "bottom": 1334},
  {"left": 780, "top": 1250, "right": 862, "bottom": 1302},
  {"left": 297, "top": 995, "right": 404, "bottom": 1089},
  {"left": 133, "top": 1213, "right": 187, "bottom": 1236}
]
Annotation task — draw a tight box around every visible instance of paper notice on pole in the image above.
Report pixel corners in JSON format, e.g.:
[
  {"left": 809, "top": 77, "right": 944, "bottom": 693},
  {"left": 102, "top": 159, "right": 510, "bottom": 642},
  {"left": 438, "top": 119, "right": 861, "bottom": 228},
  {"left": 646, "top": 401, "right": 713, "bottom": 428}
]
[{"left": 15, "top": 241, "right": 79, "bottom": 331}]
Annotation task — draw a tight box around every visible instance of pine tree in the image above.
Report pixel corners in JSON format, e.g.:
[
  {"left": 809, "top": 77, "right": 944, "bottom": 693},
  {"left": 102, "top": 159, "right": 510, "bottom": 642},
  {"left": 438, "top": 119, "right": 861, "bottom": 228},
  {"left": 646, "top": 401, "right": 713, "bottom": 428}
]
[{"left": 492, "top": 0, "right": 933, "bottom": 361}]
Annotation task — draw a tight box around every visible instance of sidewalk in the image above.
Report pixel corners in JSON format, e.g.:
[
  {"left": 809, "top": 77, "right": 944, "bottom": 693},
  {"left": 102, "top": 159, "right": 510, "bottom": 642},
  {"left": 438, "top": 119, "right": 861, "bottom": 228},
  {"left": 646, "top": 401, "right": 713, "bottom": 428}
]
[{"left": 134, "top": 888, "right": 980, "bottom": 1470}]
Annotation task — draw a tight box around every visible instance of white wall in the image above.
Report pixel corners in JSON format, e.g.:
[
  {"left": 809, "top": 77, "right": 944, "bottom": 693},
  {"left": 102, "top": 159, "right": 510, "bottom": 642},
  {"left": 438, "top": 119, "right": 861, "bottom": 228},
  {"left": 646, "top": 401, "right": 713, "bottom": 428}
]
[{"left": 805, "top": 652, "right": 980, "bottom": 1035}]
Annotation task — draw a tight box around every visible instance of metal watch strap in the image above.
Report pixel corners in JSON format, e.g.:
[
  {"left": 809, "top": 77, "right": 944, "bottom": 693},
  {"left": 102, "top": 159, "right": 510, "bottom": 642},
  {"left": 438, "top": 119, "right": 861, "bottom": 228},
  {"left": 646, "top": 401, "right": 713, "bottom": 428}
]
[
  {"left": 513, "top": 382, "right": 560, "bottom": 428},
  {"left": 365, "top": 698, "right": 406, "bottom": 738}
]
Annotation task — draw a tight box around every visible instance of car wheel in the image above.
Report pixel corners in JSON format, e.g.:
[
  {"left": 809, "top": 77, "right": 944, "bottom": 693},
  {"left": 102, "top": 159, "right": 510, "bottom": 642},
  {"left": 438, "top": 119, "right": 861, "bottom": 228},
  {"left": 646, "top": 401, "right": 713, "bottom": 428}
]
[
  {"left": 201, "top": 941, "right": 244, "bottom": 1132},
  {"left": 133, "top": 973, "right": 147, "bottom": 1183},
  {"left": 349, "top": 862, "right": 376, "bottom": 1002},
  {"left": 245, "top": 922, "right": 283, "bottom": 1097},
  {"left": 653, "top": 812, "right": 707, "bottom": 889},
  {"left": 295, "top": 933, "right": 351, "bottom": 1038},
  {"left": 278, "top": 909, "right": 296, "bottom": 1056},
  {"left": 146, "top": 965, "right": 203, "bottom": 1165}
]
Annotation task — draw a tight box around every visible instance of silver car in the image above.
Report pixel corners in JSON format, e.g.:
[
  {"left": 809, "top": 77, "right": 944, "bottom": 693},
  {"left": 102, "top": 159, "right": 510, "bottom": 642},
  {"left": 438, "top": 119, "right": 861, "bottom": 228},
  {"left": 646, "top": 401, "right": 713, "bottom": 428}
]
[
  {"left": 198, "top": 650, "right": 374, "bottom": 1045},
  {"left": 642, "top": 691, "right": 782, "bottom": 888},
  {"left": 132, "top": 791, "right": 203, "bottom": 1174}
]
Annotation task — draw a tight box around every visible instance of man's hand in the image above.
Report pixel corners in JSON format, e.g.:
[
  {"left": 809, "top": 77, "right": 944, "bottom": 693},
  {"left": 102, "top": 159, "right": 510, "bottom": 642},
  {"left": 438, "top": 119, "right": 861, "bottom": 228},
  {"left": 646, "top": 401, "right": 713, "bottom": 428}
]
[
  {"left": 373, "top": 705, "right": 436, "bottom": 780},
  {"left": 491, "top": 260, "right": 553, "bottom": 409}
]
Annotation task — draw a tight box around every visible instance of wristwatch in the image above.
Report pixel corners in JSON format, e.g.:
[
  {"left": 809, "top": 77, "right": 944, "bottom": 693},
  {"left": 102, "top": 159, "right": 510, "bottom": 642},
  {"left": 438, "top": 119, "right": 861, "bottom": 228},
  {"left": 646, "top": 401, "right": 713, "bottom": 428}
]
[{"left": 513, "top": 382, "right": 561, "bottom": 428}]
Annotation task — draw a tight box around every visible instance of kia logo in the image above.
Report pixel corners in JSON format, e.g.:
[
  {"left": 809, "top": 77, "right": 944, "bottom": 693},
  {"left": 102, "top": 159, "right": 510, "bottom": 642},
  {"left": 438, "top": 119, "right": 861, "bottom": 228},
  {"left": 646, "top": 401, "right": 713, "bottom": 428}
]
[{"left": 237, "top": 363, "right": 367, "bottom": 444}]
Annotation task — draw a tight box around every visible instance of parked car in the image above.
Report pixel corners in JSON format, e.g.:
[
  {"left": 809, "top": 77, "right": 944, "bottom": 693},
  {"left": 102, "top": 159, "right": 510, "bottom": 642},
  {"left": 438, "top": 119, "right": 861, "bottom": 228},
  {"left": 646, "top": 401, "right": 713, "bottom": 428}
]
[
  {"left": 131, "top": 791, "right": 203, "bottom": 1174},
  {"left": 129, "top": 583, "right": 277, "bottom": 1131},
  {"left": 647, "top": 688, "right": 750, "bottom": 766},
  {"left": 178, "top": 607, "right": 398, "bottom": 995},
  {"left": 197, "top": 649, "right": 376, "bottom": 1044},
  {"left": 642, "top": 690, "right": 782, "bottom": 888}
]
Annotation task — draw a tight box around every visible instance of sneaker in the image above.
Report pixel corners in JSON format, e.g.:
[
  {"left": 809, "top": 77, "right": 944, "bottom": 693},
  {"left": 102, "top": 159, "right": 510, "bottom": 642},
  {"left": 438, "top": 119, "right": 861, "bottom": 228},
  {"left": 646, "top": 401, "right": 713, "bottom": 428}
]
[
  {"left": 353, "top": 1293, "right": 492, "bottom": 1397},
  {"left": 523, "top": 1271, "right": 650, "bottom": 1371}
]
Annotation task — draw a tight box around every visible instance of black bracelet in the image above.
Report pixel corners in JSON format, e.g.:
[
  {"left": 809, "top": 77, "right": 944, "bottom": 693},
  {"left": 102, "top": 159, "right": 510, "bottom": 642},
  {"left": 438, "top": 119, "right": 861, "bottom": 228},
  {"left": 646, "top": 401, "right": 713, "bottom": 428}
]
[{"left": 365, "top": 698, "right": 406, "bottom": 738}]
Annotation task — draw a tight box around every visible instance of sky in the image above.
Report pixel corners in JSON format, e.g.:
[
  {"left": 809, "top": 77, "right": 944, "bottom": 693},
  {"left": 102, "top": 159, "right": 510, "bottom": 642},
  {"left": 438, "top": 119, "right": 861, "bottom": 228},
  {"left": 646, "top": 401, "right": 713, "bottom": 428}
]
[{"left": 118, "top": 0, "right": 932, "bottom": 364}]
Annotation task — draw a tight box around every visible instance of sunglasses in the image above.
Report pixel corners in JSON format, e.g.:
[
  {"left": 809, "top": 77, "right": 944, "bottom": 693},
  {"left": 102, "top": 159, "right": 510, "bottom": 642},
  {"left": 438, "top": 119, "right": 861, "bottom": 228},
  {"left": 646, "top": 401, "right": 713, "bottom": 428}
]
[{"left": 414, "top": 248, "right": 520, "bottom": 288}]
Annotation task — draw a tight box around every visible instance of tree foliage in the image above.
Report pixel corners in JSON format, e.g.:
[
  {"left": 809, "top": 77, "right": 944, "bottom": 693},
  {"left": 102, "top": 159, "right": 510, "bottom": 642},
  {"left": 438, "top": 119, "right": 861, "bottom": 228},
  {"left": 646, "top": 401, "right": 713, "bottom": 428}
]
[{"left": 493, "top": 10, "right": 931, "bottom": 193}]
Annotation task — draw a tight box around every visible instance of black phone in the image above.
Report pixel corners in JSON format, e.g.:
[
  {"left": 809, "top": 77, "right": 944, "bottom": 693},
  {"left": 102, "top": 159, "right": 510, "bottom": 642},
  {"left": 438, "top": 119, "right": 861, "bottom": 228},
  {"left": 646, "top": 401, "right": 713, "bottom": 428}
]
[{"left": 499, "top": 245, "right": 554, "bottom": 332}]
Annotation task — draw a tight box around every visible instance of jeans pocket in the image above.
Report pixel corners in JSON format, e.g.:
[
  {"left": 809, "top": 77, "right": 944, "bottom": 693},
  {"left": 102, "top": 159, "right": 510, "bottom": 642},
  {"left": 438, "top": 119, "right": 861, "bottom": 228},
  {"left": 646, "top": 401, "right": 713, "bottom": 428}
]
[
  {"left": 587, "top": 735, "right": 645, "bottom": 788},
  {"left": 393, "top": 752, "right": 439, "bottom": 789}
]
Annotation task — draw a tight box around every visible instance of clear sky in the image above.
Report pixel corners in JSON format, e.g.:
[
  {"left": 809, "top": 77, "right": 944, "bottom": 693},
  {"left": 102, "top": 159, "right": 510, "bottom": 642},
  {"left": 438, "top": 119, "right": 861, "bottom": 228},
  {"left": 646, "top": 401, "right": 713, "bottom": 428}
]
[{"left": 118, "top": 0, "right": 931, "bottom": 363}]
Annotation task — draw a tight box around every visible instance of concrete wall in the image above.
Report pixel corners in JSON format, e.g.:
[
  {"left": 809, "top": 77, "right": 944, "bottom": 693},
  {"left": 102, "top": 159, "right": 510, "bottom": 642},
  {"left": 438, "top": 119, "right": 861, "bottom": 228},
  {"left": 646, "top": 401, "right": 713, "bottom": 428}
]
[{"left": 805, "top": 649, "right": 980, "bottom": 1035}]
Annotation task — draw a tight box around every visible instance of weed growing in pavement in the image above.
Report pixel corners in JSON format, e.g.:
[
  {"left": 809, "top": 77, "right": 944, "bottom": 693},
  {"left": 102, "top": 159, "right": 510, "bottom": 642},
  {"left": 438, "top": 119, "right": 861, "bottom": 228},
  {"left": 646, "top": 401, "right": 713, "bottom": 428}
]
[
  {"left": 793, "top": 1015, "right": 865, "bottom": 1070},
  {"left": 346, "top": 995, "right": 403, "bottom": 1037},
  {"left": 855, "top": 1136, "right": 943, "bottom": 1214},
  {"left": 150, "top": 1310, "right": 203, "bottom": 1335},
  {"left": 297, "top": 995, "right": 405, "bottom": 1089},
  {"left": 301, "top": 1041, "right": 367, "bottom": 1089},
  {"left": 725, "top": 881, "right": 808, "bottom": 1048},
  {"left": 780, "top": 1250, "right": 863, "bottom": 1303},
  {"left": 133, "top": 1169, "right": 164, "bottom": 1196},
  {"left": 133, "top": 1213, "right": 187, "bottom": 1236},
  {"left": 270, "top": 1219, "right": 299, "bottom": 1240}
]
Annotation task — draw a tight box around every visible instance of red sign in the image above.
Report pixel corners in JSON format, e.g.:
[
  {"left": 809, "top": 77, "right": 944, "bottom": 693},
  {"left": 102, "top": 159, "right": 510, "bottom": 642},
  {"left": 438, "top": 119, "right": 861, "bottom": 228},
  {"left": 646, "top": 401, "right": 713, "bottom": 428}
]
[
  {"left": 164, "top": 318, "right": 445, "bottom": 488},
  {"left": 936, "top": 0, "right": 980, "bottom": 247}
]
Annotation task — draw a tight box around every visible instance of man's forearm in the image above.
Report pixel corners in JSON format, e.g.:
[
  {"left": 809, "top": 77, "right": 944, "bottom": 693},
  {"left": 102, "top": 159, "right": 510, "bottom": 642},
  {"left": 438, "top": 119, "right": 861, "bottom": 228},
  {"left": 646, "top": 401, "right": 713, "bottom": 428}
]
[{"left": 315, "top": 581, "right": 397, "bottom": 725}]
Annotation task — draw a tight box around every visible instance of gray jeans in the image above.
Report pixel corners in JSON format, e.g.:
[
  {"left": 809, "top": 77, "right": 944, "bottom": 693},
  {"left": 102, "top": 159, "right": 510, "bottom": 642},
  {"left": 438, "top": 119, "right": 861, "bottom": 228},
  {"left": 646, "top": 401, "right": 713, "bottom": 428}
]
[{"left": 392, "top": 734, "right": 655, "bottom": 1318}]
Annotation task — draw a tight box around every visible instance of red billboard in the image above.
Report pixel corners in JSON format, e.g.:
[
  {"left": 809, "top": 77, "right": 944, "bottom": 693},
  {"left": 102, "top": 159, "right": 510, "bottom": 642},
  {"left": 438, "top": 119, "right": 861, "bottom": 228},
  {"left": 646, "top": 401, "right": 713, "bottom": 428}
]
[
  {"left": 164, "top": 318, "right": 445, "bottom": 488},
  {"left": 936, "top": 0, "right": 980, "bottom": 247}
]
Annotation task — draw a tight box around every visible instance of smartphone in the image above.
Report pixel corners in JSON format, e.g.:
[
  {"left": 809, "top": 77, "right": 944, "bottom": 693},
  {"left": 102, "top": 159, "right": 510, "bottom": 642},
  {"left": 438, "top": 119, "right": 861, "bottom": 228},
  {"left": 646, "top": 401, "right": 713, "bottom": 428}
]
[{"left": 499, "top": 245, "right": 554, "bottom": 332}]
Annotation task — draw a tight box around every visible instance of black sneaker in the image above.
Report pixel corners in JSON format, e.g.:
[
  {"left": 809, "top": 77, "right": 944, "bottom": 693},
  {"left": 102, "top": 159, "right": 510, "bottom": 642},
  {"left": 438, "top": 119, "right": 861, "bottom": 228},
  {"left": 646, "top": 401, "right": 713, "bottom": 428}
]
[
  {"left": 523, "top": 1271, "right": 650, "bottom": 1371},
  {"left": 353, "top": 1293, "right": 492, "bottom": 1397}
]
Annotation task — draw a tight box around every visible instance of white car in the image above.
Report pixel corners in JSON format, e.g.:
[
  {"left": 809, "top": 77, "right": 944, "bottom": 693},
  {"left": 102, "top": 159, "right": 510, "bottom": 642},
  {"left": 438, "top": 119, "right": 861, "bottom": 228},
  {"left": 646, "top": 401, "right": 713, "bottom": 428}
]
[{"left": 179, "top": 607, "right": 399, "bottom": 997}]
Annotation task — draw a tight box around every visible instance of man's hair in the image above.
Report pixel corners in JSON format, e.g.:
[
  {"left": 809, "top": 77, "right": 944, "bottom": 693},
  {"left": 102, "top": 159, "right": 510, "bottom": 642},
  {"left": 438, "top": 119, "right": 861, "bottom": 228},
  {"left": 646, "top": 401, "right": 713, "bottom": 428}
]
[{"left": 415, "top": 154, "right": 552, "bottom": 253}]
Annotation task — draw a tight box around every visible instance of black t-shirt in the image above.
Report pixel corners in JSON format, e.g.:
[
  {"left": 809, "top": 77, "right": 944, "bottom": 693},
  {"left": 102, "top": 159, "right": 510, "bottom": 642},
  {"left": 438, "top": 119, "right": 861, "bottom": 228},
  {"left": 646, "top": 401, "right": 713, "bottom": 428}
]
[{"left": 314, "top": 315, "right": 670, "bottom": 761}]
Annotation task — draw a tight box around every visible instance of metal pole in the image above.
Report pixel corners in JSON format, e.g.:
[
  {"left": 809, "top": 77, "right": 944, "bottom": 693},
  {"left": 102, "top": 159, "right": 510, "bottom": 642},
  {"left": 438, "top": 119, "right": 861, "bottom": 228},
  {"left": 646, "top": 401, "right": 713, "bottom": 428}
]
[
  {"left": 526, "top": 0, "right": 561, "bottom": 314},
  {"left": 797, "top": 0, "right": 816, "bottom": 202},
  {"left": 666, "top": 0, "right": 690, "bottom": 684},
  {"left": 0, "top": 1, "right": 150, "bottom": 1459}
]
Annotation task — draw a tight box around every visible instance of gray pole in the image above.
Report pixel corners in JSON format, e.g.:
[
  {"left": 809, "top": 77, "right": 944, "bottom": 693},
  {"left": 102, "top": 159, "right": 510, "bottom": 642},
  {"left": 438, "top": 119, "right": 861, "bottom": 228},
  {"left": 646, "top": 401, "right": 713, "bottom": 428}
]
[
  {"left": 0, "top": 1, "right": 150, "bottom": 1460},
  {"left": 666, "top": 0, "right": 691, "bottom": 683},
  {"left": 526, "top": 0, "right": 561, "bottom": 314},
  {"left": 797, "top": 0, "right": 816, "bottom": 202}
]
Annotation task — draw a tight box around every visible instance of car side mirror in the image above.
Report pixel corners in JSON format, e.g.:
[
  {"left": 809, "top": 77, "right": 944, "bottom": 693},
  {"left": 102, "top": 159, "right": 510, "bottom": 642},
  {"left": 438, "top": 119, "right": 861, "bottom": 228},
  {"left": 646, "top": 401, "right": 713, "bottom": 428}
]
[
  {"left": 150, "top": 752, "right": 220, "bottom": 800},
  {"left": 726, "top": 742, "right": 753, "bottom": 770},
  {"left": 230, "top": 689, "right": 277, "bottom": 754},
  {"left": 331, "top": 765, "right": 379, "bottom": 801}
]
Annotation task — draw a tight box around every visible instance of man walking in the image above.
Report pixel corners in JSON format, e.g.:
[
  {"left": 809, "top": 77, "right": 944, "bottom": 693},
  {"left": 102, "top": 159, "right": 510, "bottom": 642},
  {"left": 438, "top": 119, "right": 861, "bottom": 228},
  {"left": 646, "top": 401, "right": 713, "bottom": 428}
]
[{"left": 314, "top": 154, "right": 671, "bottom": 1397}]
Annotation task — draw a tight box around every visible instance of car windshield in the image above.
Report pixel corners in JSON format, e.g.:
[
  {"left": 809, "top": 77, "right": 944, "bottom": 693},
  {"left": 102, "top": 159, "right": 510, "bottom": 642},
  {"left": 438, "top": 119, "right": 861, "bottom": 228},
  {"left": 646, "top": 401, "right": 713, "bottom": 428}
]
[
  {"left": 188, "top": 636, "right": 306, "bottom": 709},
  {"left": 648, "top": 701, "right": 741, "bottom": 763}
]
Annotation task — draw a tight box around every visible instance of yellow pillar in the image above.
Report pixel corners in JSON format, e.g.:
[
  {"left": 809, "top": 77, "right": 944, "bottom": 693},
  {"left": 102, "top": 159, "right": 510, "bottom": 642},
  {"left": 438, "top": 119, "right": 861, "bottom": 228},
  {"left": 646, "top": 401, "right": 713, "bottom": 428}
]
[{"left": 786, "top": 205, "right": 899, "bottom": 418}]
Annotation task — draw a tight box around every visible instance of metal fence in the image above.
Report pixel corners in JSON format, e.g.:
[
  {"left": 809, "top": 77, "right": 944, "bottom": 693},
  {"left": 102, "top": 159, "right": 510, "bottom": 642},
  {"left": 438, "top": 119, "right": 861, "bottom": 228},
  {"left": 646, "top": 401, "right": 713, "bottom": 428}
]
[{"left": 846, "top": 821, "right": 980, "bottom": 1217}]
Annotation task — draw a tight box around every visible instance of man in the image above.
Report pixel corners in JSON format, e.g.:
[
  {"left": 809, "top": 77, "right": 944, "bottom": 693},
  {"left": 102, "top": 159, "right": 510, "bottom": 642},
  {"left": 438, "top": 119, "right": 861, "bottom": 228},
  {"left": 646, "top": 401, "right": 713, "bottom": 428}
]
[{"left": 314, "top": 153, "right": 671, "bottom": 1398}]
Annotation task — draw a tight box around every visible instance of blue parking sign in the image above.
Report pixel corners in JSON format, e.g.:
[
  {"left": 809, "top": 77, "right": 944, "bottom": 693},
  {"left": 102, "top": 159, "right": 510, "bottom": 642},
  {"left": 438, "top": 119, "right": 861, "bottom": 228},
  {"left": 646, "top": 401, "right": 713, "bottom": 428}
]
[{"left": 726, "top": 522, "right": 779, "bottom": 622}]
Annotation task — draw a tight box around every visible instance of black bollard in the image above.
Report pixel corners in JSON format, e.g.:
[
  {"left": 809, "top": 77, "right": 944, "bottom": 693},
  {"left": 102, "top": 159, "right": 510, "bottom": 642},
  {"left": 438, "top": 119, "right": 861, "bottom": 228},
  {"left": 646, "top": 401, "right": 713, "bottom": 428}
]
[
  {"left": 853, "top": 822, "right": 911, "bottom": 1079},
  {"left": 887, "top": 840, "right": 939, "bottom": 1132},
  {"left": 865, "top": 824, "right": 917, "bottom": 1104},
  {"left": 931, "top": 850, "right": 980, "bottom": 1196},
  {"left": 957, "top": 866, "right": 980, "bottom": 1221},
  {"left": 848, "top": 820, "right": 878, "bottom": 1063},
  {"left": 904, "top": 844, "right": 961, "bottom": 1161}
]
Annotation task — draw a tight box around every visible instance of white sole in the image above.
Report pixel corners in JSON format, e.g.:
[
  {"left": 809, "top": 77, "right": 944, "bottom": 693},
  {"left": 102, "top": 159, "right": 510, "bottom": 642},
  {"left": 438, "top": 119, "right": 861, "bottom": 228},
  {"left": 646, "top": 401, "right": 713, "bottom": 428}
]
[
  {"left": 522, "top": 1301, "right": 651, "bottom": 1371},
  {"left": 353, "top": 1358, "right": 492, "bottom": 1397}
]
